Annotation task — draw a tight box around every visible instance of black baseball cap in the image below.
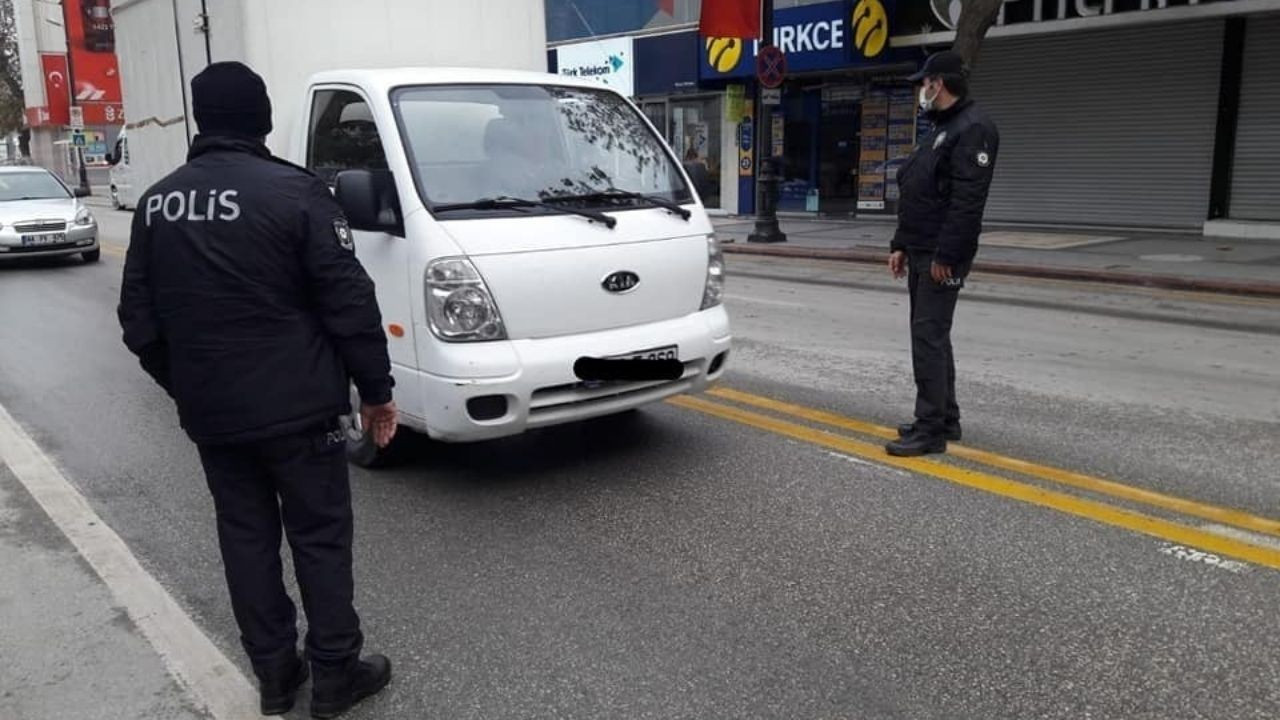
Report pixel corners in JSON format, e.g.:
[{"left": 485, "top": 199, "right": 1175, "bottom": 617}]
[{"left": 907, "top": 50, "right": 967, "bottom": 82}]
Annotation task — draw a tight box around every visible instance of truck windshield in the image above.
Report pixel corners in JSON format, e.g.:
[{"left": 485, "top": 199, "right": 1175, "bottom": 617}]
[
  {"left": 0, "top": 172, "right": 72, "bottom": 202},
  {"left": 392, "top": 84, "right": 693, "bottom": 212}
]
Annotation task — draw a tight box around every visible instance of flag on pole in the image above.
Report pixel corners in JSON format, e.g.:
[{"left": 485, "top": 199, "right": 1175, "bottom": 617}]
[{"left": 699, "top": 0, "right": 761, "bottom": 39}]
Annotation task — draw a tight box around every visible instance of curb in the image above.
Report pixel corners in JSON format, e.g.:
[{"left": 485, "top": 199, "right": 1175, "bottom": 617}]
[{"left": 721, "top": 244, "right": 1280, "bottom": 299}]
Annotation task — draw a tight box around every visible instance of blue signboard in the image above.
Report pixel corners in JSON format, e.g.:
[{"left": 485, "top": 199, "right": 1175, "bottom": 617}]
[
  {"left": 699, "top": 0, "right": 897, "bottom": 80},
  {"left": 636, "top": 31, "right": 699, "bottom": 96}
]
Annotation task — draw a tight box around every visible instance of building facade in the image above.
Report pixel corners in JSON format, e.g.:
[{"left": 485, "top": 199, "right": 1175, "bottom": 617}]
[
  {"left": 547, "top": 0, "right": 1280, "bottom": 237},
  {"left": 13, "top": 0, "right": 125, "bottom": 183}
]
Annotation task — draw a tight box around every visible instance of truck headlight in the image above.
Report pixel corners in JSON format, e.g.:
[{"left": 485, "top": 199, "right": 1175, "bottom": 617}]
[
  {"left": 700, "top": 236, "right": 725, "bottom": 310},
  {"left": 425, "top": 257, "right": 507, "bottom": 342},
  {"left": 74, "top": 208, "right": 95, "bottom": 226}
]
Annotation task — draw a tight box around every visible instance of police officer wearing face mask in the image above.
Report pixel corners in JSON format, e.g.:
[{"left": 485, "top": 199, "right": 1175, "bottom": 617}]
[
  {"left": 885, "top": 50, "right": 999, "bottom": 457},
  {"left": 118, "top": 62, "right": 395, "bottom": 718}
]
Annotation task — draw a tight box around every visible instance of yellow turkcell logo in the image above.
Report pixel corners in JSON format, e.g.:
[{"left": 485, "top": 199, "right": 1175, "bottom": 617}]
[
  {"left": 852, "top": 0, "right": 889, "bottom": 58},
  {"left": 706, "top": 37, "right": 744, "bottom": 73}
]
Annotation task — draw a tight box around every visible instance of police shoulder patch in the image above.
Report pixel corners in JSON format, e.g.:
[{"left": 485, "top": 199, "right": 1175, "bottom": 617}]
[{"left": 333, "top": 217, "right": 354, "bottom": 251}]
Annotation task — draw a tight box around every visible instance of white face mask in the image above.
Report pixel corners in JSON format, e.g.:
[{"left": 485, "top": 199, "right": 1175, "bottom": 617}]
[{"left": 918, "top": 82, "right": 940, "bottom": 112}]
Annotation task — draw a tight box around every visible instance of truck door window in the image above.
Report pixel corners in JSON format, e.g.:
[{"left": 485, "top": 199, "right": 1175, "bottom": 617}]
[{"left": 308, "top": 89, "right": 389, "bottom": 185}]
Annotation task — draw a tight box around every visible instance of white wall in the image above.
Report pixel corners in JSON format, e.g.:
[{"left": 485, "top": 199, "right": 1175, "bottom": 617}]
[
  {"left": 12, "top": 0, "right": 70, "bottom": 111},
  {"left": 237, "top": 0, "right": 548, "bottom": 155}
]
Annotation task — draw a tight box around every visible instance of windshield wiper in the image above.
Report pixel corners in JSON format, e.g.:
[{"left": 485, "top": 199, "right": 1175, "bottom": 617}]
[
  {"left": 434, "top": 196, "right": 617, "bottom": 229},
  {"left": 549, "top": 190, "right": 692, "bottom": 221}
]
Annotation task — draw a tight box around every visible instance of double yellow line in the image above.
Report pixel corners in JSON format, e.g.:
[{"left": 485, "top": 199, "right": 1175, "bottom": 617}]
[{"left": 671, "top": 387, "right": 1280, "bottom": 571}]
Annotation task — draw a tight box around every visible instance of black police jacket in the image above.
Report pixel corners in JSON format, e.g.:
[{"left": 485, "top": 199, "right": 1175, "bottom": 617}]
[
  {"left": 118, "top": 135, "right": 392, "bottom": 446},
  {"left": 891, "top": 98, "right": 1000, "bottom": 267}
]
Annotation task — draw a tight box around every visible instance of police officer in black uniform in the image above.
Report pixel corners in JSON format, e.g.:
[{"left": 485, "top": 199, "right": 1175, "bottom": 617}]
[
  {"left": 118, "top": 62, "right": 395, "bottom": 718},
  {"left": 885, "top": 51, "right": 1000, "bottom": 458}
]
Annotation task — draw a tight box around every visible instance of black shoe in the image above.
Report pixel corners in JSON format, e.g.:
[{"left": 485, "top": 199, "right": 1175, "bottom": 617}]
[
  {"left": 259, "top": 654, "right": 309, "bottom": 716},
  {"left": 310, "top": 654, "right": 392, "bottom": 719},
  {"left": 897, "top": 421, "right": 961, "bottom": 442},
  {"left": 886, "top": 433, "right": 947, "bottom": 457}
]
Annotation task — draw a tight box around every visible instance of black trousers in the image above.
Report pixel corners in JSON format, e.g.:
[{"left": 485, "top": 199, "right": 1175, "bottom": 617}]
[
  {"left": 907, "top": 251, "right": 968, "bottom": 435},
  {"left": 198, "top": 422, "right": 363, "bottom": 676}
]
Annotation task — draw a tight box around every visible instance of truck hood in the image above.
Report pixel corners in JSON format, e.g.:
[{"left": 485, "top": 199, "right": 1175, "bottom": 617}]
[{"left": 437, "top": 208, "right": 714, "bottom": 340}]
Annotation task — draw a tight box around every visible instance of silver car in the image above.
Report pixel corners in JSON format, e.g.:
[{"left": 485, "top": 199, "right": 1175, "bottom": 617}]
[{"left": 0, "top": 167, "right": 100, "bottom": 263}]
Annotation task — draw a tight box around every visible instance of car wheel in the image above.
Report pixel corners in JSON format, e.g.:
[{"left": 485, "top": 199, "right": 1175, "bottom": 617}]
[
  {"left": 340, "top": 385, "right": 405, "bottom": 469},
  {"left": 110, "top": 186, "right": 122, "bottom": 210},
  {"left": 82, "top": 249, "right": 101, "bottom": 263}
]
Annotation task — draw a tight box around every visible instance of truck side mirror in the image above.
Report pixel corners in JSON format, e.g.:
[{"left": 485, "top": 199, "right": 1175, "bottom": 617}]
[{"left": 335, "top": 169, "right": 403, "bottom": 236}]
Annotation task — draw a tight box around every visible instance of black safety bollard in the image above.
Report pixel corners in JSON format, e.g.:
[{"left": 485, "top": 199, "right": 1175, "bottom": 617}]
[{"left": 748, "top": 156, "right": 787, "bottom": 243}]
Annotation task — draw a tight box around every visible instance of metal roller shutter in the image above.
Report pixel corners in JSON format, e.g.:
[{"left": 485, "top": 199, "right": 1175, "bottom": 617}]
[
  {"left": 969, "top": 22, "right": 1223, "bottom": 229},
  {"left": 1229, "top": 14, "right": 1280, "bottom": 222}
]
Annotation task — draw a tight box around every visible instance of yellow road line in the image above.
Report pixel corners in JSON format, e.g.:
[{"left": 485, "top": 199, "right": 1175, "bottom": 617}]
[
  {"left": 707, "top": 387, "right": 1280, "bottom": 540},
  {"left": 671, "top": 394, "right": 1280, "bottom": 571}
]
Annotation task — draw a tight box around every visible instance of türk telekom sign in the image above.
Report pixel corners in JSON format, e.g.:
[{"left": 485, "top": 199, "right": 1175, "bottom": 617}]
[{"left": 556, "top": 37, "right": 636, "bottom": 98}]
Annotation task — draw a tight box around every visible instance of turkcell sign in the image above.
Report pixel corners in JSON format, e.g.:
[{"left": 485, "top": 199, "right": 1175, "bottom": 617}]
[{"left": 701, "top": 1, "right": 858, "bottom": 79}]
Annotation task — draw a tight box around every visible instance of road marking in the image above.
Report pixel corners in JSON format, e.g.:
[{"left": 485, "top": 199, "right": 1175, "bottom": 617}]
[
  {"left": 0, "top": 401, "right": 257, "bottom": 719},
  {"left": 101, "top": 244, "right": 126, "bottom": 258},
  {"left": 707, "top": 387, "right": 1280, "bottom": 540},
  {"left": 1159, "top": 544, "right": 1251, "bottom": 573},
  {"left": 670, "top": 394, "right": 1280, "bottom": 571},
  {"left": 1199, "top": 524, "right": 1280, "bottom": 552},
  {"left": 724, "top": 294, "right": 806, "bottom": 309}
]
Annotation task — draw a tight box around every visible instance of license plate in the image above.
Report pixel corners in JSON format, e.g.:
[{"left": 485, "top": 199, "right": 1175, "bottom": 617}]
[
  {"left": 21, "top": 233, "right": 66, "bottom": 247},
  {"left": 610, "top": 345, "right": 679, "bottom": 362}
]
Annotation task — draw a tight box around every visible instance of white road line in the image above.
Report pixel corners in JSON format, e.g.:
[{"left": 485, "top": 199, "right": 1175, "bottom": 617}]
[
  {"left": 0, "top": 400, "right": 257, "bottom": 720},
  {"left": 1200, "top": 523, "right": 1280, "bottom": 552},
  {"left": 724, "top": 293, "right": 806, "bottom": 309}
]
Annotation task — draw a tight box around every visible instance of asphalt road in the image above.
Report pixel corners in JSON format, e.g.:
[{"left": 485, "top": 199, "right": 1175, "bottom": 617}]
[{"left": 1, "top": 207, "right": 1278, "bottom": 720}]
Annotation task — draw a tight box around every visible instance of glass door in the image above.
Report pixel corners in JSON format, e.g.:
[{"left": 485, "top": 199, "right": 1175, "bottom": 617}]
[{"left": 670, "top": 97, "right": 722, "bottom": 210}]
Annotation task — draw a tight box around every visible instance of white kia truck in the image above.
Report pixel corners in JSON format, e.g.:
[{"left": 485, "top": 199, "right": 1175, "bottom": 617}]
[
  {"left": 112, "top": 1, "right": 729, "bottom": 465},
  {"left": 289, "top": 69, "right": 731, "bottom": 464}
]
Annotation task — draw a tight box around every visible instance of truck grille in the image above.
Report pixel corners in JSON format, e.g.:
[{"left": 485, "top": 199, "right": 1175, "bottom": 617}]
[{"left": 527, "top": 360, "right": 703, "bottom": 426}]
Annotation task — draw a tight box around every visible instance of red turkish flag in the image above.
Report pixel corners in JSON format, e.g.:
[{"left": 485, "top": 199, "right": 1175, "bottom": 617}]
[{"left": 699, "top": 0, "right": 760, "bottom": 39}]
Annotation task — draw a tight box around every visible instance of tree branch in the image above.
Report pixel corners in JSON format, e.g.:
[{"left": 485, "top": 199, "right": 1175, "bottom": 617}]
[{"left": 952, "top": 0, "right": 1005, "bottom": 68}]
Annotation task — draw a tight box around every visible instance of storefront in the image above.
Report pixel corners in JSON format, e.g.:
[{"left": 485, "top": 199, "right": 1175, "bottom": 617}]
[
  {"left": 1228, "top": 13, "right": 1280, "bottom": 224},
  {"left": 634, "top": 31, "right": 733, "bottom": 212},
  {"left": 698, "top": 0, "right": 915, "bottom": 216},
  {"left": 895, "top": 0, "right": 1280, "bottom": 234}
]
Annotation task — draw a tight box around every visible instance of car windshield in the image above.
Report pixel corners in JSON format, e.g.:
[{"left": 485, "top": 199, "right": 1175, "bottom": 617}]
[
  {"left": 0, "top": 172, "right": 71, "bottom": 201},
  {"left": 392, "top": 84, "right": 692, "bottom": 210}
]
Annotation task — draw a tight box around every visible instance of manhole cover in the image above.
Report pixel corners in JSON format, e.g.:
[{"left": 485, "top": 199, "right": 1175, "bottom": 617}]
[{"left": 1140, "top": 254, "right": 1204, "bottom": 263}]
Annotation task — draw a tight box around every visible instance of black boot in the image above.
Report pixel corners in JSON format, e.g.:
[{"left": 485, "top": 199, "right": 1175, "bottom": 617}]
[
  {"left": 885, "top": 431, "right": 947, "bottom": 457},
  {"left": 258, "top": 654, "right": 309, "bottom": 716},
  {"left": 310, "top": 654, "right": 392, "bottom": 719},
  {"left": 897, "top": 421, "right": 961, "bottom": 442}
]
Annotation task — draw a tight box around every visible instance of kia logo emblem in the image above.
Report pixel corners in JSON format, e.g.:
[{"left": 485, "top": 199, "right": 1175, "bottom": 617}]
[{"left": 602, "top": 271, "right": 640, "bottom": 294}]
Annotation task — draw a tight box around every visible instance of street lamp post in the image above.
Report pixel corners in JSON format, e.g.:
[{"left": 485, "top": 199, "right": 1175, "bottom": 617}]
[{"left": 748, "top": 0, "right": 786, "bottom": 244}]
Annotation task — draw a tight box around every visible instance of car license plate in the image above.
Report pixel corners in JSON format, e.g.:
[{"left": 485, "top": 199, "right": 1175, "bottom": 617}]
[
  {"left": 610, "top": 345, "right": 679, "bottom": 362},
  {"left": 21, "top": 233, "right": 66, "bottom": 247}
]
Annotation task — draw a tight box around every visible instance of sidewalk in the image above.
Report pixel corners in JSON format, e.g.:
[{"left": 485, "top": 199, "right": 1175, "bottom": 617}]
[
  {"left": 0, "top": 462, "right": 209, "bottom": 720},
  {"left": 713, "top": 216, "right": 1280, "bottom": 298}
]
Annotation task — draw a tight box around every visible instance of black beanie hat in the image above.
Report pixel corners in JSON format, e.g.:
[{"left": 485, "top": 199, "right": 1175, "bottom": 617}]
[{"left": 191, "top": 62, "right": 273, "bottom": 138}]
